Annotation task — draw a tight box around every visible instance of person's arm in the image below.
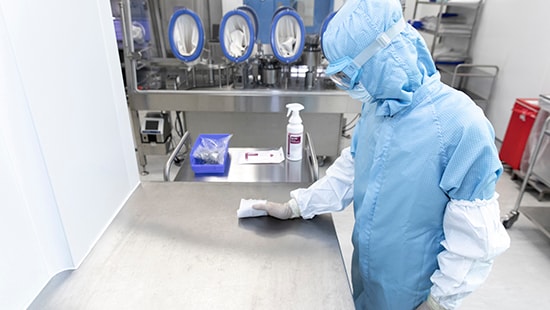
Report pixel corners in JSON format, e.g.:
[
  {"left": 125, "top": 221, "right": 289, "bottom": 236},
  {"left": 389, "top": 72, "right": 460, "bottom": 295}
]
[
  {"left": 425, "top": 122, "right": 510, "bottom": 309},
  {"left": 291, "top": 146, "right": 355, "bottom": 219},
  {"left": 428, "top": 195, "right": 510, "bottom": 309},
  {"left": 253, "top": 147, "right": 355, "bottom": 219}
]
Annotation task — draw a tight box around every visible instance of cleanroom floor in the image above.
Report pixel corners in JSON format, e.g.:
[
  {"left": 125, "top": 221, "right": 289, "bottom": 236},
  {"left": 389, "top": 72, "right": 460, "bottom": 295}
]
[{"left": 140, "top": 141, "right": 550, "bottom": 309}]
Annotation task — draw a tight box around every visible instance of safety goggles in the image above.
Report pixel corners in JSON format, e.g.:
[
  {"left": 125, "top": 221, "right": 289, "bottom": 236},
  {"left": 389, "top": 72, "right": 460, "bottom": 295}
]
[{"left": 325, "top": 18, "right": 406, "bottom": 90}]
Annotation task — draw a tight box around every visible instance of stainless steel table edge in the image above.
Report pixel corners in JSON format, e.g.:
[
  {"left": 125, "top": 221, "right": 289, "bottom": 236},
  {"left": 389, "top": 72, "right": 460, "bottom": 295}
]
[{"left": 30, "top": 182, "right": 354, "bottom": 310}]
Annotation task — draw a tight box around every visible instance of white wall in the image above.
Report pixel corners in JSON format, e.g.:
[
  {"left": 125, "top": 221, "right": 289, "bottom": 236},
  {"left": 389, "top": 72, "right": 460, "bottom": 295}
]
[
  {"left": 0, "top": 0, "right": 140, "bottom": 308},
  {"left": 469, "top": 0, "right": 550, "bottom": 139},
  {"left": 404, "top": 0, "right": 550, "bottom": 140},
  {"left": 0, "top": 13, "right": 73, "bottom": 308}
]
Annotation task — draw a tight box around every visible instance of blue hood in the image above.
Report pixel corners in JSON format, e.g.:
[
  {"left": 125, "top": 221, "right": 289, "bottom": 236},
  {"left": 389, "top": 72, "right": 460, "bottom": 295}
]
[{"left": 322, "top": 0, "right": 438, "bottom": 115}]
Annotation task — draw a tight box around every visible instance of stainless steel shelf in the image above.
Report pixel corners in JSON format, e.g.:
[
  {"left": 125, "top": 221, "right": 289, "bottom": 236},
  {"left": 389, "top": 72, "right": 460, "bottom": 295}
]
[
  {"left": 129, "top": 88, "right": 361, "bottom": 114},
  {"left": 418, "top": 28, "right": 473, "bottom": 37},
  {"left": 412, "top": 0, "right": 482, "bottom": 57},
  {"left": 174, "top": 148, "right": 317, "bottom": 183}
]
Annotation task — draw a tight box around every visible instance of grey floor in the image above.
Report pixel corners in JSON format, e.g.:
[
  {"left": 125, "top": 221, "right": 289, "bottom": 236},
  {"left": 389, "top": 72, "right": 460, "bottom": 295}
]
[{"left": 140, "top": 139, "right": 550, "bottom": 309}]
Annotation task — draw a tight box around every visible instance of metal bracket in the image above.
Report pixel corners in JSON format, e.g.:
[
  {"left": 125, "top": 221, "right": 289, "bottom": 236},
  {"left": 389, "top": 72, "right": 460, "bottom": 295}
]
[
  {"left": 164, "top": 131, "right": 190, "bottom": 181},
  {"left": 127, "top": 51, "right": 142, "bottom": 61}
]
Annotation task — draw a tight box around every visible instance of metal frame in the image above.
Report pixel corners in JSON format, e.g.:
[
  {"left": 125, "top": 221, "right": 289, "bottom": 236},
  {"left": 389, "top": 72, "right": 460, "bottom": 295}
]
[
  {"left": 502, "top": 116, "right": 550, "bottom": 229},
  {"left": 438, "top": 63, "right": 499, "bottom": 112},
  {"left": 412, "top": 0, "right": 483, "bottom": 57}
]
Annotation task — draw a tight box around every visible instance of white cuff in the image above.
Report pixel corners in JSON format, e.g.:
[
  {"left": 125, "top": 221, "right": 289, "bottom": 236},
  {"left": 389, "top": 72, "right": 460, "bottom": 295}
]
[
  {"left": 430, "top": 194, "right": 510, "bottom": 309},
  {"left": 287, "top": 198, "right": 301, "bottom": 218}
]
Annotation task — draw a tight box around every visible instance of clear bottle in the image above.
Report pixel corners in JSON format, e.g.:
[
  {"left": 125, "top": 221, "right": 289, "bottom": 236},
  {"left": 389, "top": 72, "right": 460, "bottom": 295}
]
[{"left": 285, "top": 103, "right": 305, "bottom": 161}]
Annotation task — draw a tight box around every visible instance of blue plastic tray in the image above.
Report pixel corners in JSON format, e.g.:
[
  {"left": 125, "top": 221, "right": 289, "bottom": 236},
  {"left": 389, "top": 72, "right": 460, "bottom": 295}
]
[{"left": 190, "top": 134, "right": 231, "bottom": 174}]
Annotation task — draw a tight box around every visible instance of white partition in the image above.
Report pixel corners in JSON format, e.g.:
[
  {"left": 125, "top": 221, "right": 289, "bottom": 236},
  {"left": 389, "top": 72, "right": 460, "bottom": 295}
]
[{"left": 0, "top": 0, "right": 139, "bottom": 308}]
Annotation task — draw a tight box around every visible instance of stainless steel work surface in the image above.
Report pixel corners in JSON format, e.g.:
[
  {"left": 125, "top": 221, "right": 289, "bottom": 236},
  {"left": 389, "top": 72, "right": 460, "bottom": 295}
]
[
  {"left": 175, "top": 148, "right": 315, "bottom": 183},
  {"left": 30, "top": 182, "right": 353, "bottom": 310}
]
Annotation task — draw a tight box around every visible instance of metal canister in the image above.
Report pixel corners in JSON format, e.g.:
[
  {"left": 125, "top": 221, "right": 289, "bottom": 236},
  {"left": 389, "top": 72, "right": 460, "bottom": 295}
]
[{"left": 262, "top": 61, "right": 281, "bottom": 86}]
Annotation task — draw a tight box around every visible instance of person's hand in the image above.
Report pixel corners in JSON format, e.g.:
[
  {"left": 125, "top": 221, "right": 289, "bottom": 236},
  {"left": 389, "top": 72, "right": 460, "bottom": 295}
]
[
  {"left": 252, "top": 199, "right": 300, "bottom": 220},
  {"left": 416, "top": 295, "right": 446, "bottom": 310}
]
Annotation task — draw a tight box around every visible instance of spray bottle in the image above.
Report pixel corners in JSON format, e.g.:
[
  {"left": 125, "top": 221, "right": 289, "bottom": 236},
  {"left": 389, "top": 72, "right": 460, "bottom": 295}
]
[{"left": 285, "top": 103, "right": 305, "bottom": 161}]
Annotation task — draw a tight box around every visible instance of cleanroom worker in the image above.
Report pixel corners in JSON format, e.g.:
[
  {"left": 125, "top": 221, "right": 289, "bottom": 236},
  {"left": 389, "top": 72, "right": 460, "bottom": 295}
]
[{"left": 252, "top": 0, "right": 511, "bottom": 309}]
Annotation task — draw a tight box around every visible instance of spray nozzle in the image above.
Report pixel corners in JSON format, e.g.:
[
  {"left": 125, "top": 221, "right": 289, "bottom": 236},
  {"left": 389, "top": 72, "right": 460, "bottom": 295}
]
[{"left": 286, "top": 103, "right": 304, "bottom": 118}]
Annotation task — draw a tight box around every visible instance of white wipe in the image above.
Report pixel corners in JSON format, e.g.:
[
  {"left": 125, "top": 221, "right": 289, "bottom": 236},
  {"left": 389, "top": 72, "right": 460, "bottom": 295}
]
[{"left": 237, "top": 199, "right": 268, "bottom": 218}]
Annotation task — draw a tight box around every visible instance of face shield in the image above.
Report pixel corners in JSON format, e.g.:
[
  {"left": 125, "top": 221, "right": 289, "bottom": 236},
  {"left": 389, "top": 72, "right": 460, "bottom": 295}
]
[{"left": 324, "top": 18, "right": 407, "bottom": 90}]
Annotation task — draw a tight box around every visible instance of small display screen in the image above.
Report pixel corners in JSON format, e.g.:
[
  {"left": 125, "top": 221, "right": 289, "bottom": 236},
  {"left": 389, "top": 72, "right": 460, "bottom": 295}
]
[{"left": 145, "top": 120, "right": 158, "bottom": 130}]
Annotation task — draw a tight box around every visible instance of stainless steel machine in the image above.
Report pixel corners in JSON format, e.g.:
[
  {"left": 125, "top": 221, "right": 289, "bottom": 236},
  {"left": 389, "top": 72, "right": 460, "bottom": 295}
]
[{"left": 114, "top": 0, "right": 360, "bottom": 174}]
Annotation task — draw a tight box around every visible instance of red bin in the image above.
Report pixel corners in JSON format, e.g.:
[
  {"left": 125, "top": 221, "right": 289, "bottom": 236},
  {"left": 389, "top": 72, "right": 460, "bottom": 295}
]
[{"left": 499, "top": 98, "right": 540, "bottom": 170}]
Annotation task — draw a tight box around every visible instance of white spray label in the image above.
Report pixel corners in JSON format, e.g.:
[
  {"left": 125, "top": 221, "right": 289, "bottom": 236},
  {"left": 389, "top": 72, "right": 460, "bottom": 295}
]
[{"left": 285, "top": 103, "right": 304, "bottom": 161}]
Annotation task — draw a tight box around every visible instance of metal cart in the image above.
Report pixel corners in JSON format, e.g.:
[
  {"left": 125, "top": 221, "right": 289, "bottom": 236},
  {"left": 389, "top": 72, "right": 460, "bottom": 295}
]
[
  {"left": 438, "top": 64, "right": 499, "bottom": 113},
  {"left": 502, "top": 115, "right": 550, "bottom": 235},
  {"left": 163, "top": 131, "right": 319, "bottom": 184}
]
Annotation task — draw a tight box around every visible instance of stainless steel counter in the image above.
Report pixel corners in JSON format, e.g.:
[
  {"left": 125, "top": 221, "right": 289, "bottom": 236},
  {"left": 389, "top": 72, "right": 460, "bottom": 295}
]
[{"left": 30, "top": 182, "right": 354, "bottom": 310}]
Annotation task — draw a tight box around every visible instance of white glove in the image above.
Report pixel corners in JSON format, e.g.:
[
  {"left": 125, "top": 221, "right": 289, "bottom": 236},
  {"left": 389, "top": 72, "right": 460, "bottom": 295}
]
[
  {"left": 174, "top": 14, "right": 200, "bottom": 57},
  {"left": 274, "top": 15, "right": 301, "bottom": 57},
  {"left": 131, "top": 22, "right": 145, "bottom": 44},
  {"left": 252, "top": 199, "right": 301, "bottom": 220},
  {"left": 223, "top": 16, "right": 250, "bottom": 57},
  {"left": 416, "top": 295, "right": 447, "bottom": 310}
]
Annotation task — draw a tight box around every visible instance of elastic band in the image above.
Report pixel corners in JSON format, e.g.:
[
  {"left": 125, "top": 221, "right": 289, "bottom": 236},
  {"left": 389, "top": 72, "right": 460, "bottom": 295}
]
[{"left": 353, "top": 18, "right": 406, "bottom": 66}]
